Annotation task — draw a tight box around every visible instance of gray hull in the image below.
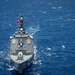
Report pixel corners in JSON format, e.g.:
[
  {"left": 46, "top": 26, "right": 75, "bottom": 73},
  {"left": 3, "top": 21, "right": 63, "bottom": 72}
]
[{"left": 10, "top": 55, "right": 34, "bottom": 73}]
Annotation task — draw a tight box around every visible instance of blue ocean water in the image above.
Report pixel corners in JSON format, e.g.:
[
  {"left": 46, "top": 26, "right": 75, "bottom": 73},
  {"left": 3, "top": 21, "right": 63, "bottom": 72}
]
[{"left": 0, "top": 0, "right": 75, "bottom": 75}]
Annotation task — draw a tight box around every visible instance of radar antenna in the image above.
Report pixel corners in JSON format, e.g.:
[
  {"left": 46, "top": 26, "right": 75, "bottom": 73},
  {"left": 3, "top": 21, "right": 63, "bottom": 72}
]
[
  {"left": 19, "top": 7, "right": 24, "bottom": 28},
  {"left": 18, "top": 7, "right": 25, "bottom": 34}
]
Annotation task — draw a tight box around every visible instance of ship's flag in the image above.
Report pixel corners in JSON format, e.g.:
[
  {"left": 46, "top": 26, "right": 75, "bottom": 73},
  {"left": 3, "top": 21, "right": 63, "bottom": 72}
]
[{"left": 16, "top": 20, "right": 20, "bottom": 25}]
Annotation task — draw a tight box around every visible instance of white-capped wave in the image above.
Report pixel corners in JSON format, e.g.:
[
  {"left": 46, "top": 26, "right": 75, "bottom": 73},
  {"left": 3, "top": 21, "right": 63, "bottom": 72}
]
[
  {"left": 34, "top": 45, "right": 37, "bottom": 60},
  {"left": 47, "top": 47, "right": 52, "bottom": 50},
  {"left": 27, "top": 25, "right": 40, "bottom": 35},
  {"left": 62, "top": 45, "right": 65, "bottom": 49},
  {"left": 7, "top": 65, "right": 15, "bottom": 71}
]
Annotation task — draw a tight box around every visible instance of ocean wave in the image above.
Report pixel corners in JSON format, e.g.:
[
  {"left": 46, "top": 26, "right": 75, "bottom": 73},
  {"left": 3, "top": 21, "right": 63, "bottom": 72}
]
[
  {"left": 34, "top": 45, "right": 37, "bottom": 60},
  {"left": 27, "top": 25, "right": 40, "bottom": 35}
]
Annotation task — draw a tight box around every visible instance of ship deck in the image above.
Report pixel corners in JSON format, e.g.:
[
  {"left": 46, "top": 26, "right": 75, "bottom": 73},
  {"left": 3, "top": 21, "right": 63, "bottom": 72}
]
[{"left": 10, "top": 55, "right": 33, "bottom": 64}]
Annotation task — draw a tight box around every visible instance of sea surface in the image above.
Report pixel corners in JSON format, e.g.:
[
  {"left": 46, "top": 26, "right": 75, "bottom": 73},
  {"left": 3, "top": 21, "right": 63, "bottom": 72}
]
[{"left": 0, "top": 0, "right": 75, "bottom": 75}]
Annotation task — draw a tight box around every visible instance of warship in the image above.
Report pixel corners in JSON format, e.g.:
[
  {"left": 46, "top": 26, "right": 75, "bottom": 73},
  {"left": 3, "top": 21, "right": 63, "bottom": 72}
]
[{"left": 10, "top": 7, "right": 34, "bottom": 73}]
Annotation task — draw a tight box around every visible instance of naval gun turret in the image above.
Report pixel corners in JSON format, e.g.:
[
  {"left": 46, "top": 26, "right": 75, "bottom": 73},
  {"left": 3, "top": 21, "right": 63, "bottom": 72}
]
[{"left": 10, "top": 7, "right": 34, "bottom": 73}]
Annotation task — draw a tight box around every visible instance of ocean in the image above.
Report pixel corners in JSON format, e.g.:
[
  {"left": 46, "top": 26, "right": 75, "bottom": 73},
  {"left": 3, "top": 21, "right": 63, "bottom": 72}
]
[{"left": 0, "top": 0, "right": 75, "bottom": 75}]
